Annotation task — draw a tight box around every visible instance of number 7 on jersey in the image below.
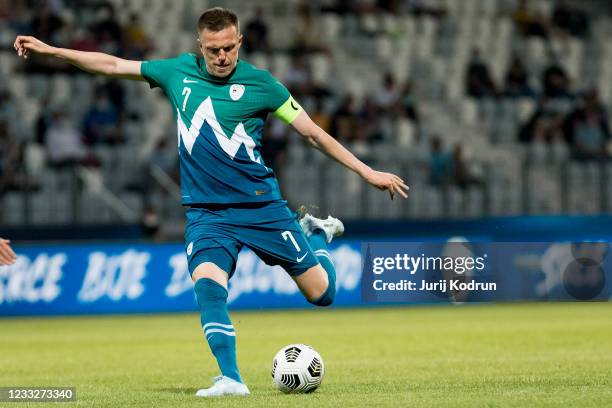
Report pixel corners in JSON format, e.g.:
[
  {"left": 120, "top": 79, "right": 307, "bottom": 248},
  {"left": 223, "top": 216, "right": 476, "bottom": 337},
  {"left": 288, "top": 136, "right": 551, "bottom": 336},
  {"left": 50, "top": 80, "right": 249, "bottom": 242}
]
[{"left": 182, "top": 87, "right": 191, "bottom": 111}]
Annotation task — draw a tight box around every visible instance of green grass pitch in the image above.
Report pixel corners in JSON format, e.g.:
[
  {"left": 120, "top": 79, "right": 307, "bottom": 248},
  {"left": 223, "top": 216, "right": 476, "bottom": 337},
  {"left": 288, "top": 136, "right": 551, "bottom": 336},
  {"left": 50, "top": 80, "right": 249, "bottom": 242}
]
[{"left": 1, "top": 303, "right": 611, "bottom": 407}]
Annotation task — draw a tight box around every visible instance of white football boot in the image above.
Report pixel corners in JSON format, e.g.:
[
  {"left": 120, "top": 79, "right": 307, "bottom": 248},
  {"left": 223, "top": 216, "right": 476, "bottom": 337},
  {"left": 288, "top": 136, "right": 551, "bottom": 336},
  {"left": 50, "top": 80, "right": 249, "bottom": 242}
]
[
  {"left": 299, "top": 213, "right": 344, "bottom": 243},
  {"left": 195, "top": 376, "right": 250, "bottom": 397}
]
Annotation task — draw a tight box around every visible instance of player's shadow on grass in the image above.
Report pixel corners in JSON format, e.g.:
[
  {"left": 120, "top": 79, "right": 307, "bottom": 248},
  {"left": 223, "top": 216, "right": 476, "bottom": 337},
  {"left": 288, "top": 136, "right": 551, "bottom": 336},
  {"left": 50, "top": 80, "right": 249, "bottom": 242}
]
[{"left": 152, "top": 388, "right": 198, "bottom": 395}]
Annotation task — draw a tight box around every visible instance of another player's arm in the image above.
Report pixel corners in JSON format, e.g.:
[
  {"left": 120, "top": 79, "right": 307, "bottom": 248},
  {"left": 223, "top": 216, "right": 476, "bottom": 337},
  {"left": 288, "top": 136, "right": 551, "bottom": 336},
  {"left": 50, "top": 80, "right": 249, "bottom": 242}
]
[
  {"left": 287, "top": 107, "right": 409, "bottom": 200},
  {"left": 13, "top": 35, "right": 144, "bottom": 80},
  {"left": 0, "top": 238, "right": 17, "bottom": 265}
]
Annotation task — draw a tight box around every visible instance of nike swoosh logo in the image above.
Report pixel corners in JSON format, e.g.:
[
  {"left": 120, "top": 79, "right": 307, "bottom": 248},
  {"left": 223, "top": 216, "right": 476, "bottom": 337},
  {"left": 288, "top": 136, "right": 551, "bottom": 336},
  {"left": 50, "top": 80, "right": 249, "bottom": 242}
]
[
  {"left": 296, "top": 252, "right": 309, "bottom": 263},
  {"left": 183, "top": 77, "right": 198, "bottom": 84},
  {"left": 291, "top": 101, "right": 299, "bottom": 111}
]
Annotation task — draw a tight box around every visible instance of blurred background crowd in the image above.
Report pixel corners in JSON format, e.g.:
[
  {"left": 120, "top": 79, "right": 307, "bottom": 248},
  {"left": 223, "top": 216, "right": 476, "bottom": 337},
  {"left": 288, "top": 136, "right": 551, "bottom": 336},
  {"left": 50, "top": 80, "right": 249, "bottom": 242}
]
[{"left": 1, "top": 0, "right": 611, "bottom": 238}]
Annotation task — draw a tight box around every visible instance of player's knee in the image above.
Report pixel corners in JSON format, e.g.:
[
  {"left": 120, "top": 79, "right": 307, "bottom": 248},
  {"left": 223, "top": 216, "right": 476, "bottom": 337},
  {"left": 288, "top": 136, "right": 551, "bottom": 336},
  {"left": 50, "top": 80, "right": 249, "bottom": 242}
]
[
  {"left": 192, "top": 262, "right": 229, "bottom": 287},
  {"left": 308, "top": 282, "right": 336, "bottom": 307}
]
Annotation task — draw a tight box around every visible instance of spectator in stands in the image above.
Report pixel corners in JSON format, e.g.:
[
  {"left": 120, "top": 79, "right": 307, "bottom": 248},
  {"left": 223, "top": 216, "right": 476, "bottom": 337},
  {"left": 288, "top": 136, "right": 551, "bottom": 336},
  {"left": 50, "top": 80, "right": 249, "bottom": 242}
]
[
  {"left": 25, "top": 2, "right": 66, "bottom": 73},
  {"left": 243, "top": 7, "right": 269, "bottom": 54},
  {"left": 405, "top": 0, "right": 447, "bottom": 18},
  {"left": 69, "top": 27, "right": 99, "bottom": 52},
  {"left": 564, "top": 88, "right": 610, "bottom": 161},
  {"left": 83, "top": 93, "right": 122, "bottom": 145},
  {"left": 150, "top": 138, "right": 178, "bottom": 182},
  {"left": 142, "top": 204, "right": 160, "bottom": 239},
  {"left": 330, "top": 95, "right": 359, "bottom": 142},
  {"left": 97, "top": 80, "right": 126, "bottom": 116},
  {"left": 30, "top": 1, "right": 64, "bottom": 43},
  {"left": 35, "top": 97, "right": 52, "bottom": 145},
  {"left": 0, "top": 0, "right": 22, "bottom": 24},
  {"left": 550, "top": 131, "right": 569, "bottom": 162},
  {"left": 0, "top": 89, "right": 17, "bottom": 130},
  {"left": 466, "top": 48, "right": 497, "bottom": 98},
  {"left": 542, "top": 62, "right": 572, "bottom": 100},
  {"left": 504, "top": 54, "right": 533, "bottom": 98},
  {"left": 284, "top": 55, "right": 311, "bottom": 97},
  {"left": 310, "top": 97, "right": 331, "bottom": 133},
  {"left": 261, "top": 118, "right": 289, "bottom": 179},
  {"left": 400, "top": 80, "right": 419, "bottom": 122},
  {"left": 122, "top": 13, "right": 152, "bottom": 59},
  {"left": 552, "top": 0, "right": 589, "bottom": 38},
  {"left": 91, "top": 3, "right": 122, "bottom": 55},
  {"left": 0, "top": 120, "right": 24, "bottom": 191},
  {"left": 428, "top": 136, "right": 452, "bottom": 187},
  {"left": 452, "top": 144, "right": 481, "bottom": 189},
  {"left": 358, "top": 96, "right": 384, "bottom": 143},
  {"left": 377, "top": 0, "right": 401, "bottom": 14},
  {"left": 44, "top": 108, "right": 88, "bottom": 168},
  {"left": 527, "top": 118, "right": 550, "bottom": 163},
  {"left": 0, "top": 89, "right": 26, "bottom": 190},
  {"left": 512, "top": 0, "right": 549, "bottom": 38},
  {"left": 319, "top": 0, "right": 354, "bottom": 14},
  {"left": 292, "top": 1, "right": 329, "bottom": 55},
  {"left": 284, "top": 56, "right": 332, "bottom": 98},
  {"left": 374, "top": 72, "right": 400, "bottom": 113},
  {"left": 519, "top": 104, "right": 565, "bottom": 145}
]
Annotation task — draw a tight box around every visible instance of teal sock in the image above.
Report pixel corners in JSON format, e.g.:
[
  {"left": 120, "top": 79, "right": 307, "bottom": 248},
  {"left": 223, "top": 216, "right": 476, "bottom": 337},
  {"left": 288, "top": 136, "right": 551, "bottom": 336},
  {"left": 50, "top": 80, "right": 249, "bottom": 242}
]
[
  {"left": 308, "top": 230, "right": 336, "bottom": 306},
  {"left": 194, "top": 278, "right": 242, "bottom": 383}
]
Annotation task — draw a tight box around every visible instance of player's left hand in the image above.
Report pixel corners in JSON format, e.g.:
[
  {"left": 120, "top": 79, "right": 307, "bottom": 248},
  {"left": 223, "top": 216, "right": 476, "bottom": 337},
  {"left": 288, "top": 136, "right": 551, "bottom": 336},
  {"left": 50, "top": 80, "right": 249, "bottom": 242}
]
[
  {"left": 0, "top": 238, "right": 17, "bottom": 265},
  {"left": 364, "top": 170, "right": 409, "bottom": 200}
]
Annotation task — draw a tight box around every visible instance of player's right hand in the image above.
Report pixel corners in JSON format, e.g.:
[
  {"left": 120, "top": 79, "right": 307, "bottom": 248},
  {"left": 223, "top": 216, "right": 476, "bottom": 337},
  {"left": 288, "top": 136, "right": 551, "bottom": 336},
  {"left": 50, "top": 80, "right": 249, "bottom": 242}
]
[
  {"left": 0, "top": 238, "right": 17, "bottom": 265},
  {"left": 14, "top": 35, "right": 54, "bottom": 59}
]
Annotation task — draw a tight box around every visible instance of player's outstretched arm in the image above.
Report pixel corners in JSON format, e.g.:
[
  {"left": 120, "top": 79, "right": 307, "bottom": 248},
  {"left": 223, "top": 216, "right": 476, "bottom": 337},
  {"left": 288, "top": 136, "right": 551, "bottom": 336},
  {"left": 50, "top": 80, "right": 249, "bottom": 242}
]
[
  {"left": 0, "top": 238, "right": 17, "bottom": 266},
  {"left": 14, "top": 35, "right": 144, "bottom": 80},
  {"left": 291, "top": 111, "right": 409, "bottom": 200}
]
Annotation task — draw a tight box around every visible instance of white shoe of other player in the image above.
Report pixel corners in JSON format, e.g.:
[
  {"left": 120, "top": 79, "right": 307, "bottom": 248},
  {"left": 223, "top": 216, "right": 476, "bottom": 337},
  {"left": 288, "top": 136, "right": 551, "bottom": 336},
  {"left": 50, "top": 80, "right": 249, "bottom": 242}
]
[
  {"left": 299, "top": 213, "right": 344, "bottom": 243},
  {"left": 195, "top": 376, "right": 250, "bottom": 397}
]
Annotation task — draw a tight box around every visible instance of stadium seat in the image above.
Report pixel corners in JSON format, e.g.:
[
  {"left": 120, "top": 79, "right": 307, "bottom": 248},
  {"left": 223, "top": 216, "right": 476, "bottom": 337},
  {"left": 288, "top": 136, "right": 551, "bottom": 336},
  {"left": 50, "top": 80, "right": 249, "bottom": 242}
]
[
  {"left": 8, "top": 75, "right": 27, "bottom": 99},
  {"left": 2, "top": 193, "right": 25, "bottom": 225},
  {"left": 310, "top": 54, "right": 331, "bottom": 85},
  {"left": 321, "top": 14, "right": 341, "bottom": 40},
  {"left": 23, "top": 143, "right": 46, "bottom": 181},
  {"left": 396, "top": 118, "right": 416, "bottom": 148},
  {"left": 249, "top": 52, "right": 269, "bottom": 71},
  {"left": 460, "top": 98, "right": 478, "bottom": 125},
  {"left": 0, "top": 51, "right": 16, "bottom": 75},
  {"left": 517, "top": 98, "right": 536, "bottom": 123}
]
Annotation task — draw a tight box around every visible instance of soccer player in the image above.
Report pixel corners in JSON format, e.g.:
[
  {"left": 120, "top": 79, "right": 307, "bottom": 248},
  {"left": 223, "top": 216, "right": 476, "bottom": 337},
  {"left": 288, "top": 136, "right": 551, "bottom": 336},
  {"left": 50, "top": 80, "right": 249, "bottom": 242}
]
[
  {"left": 14, "top": 7, "right": 408, "bottom": 397},
  {"left": 0, "top": 238, "right": 16, "bottom": 265}
]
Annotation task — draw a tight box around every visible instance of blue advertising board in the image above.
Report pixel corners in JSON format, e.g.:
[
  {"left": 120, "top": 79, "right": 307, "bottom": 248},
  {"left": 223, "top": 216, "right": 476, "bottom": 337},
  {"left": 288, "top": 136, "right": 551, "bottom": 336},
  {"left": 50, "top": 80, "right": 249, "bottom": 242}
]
[
  {"left": 0, "top": 242, "right": 361, "bottom": 316},
  {"left": 0, "top": 239, "right": 610, "bottom": 316}
]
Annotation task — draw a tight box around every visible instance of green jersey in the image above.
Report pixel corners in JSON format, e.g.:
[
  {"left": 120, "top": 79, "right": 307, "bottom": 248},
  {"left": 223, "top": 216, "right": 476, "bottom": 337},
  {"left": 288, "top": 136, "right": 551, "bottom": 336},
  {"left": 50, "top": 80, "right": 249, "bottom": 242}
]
[{"left": 141, "top": 53, "right": 302, "bottom": 205}]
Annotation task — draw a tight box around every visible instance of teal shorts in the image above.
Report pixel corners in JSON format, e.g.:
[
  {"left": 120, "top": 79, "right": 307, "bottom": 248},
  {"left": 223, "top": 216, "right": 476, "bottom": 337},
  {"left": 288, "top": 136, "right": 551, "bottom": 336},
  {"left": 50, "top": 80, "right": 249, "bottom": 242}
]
[{"left": 184, "top": 200, "right": 319, "bottom": 278}]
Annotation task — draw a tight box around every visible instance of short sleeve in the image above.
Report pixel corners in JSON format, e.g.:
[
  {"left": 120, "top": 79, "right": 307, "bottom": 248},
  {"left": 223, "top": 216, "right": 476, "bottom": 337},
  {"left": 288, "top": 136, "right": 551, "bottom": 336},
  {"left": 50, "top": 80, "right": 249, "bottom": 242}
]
[
  {"left": 140, "top": 57, "right": 179, "bottom": 90},
  {"left": 265, "top": 73, "right": 303, "bottom": 124}
]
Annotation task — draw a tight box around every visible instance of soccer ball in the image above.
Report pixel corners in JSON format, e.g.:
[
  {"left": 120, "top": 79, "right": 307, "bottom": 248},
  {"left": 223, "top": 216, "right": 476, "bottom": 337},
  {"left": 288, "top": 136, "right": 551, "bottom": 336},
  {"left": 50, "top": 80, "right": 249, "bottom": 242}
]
[{"left": 271, "top": 344, "right": 324, "bottom": 393}]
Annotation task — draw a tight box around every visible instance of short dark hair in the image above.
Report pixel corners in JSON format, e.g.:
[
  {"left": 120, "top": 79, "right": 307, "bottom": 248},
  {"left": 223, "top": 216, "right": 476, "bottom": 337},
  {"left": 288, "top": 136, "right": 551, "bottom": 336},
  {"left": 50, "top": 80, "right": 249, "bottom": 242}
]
[{"left": 198, "top": 7, "right": 239, "bottom": 33}]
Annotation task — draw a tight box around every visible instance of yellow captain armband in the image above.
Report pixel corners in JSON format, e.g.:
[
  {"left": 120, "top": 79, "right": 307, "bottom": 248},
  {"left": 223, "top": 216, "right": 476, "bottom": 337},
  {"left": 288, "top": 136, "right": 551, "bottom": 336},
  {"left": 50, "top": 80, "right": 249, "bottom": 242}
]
[{"left": 274, "top": 95, "right": 303, "bottom": 124}]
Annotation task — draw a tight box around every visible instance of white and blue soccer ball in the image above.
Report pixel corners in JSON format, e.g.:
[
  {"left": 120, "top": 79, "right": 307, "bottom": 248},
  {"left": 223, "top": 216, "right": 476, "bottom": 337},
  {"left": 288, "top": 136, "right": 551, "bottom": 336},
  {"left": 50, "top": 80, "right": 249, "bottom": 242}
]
[{"left": 271, "top": 344, "right": 324, "bottom": 393}]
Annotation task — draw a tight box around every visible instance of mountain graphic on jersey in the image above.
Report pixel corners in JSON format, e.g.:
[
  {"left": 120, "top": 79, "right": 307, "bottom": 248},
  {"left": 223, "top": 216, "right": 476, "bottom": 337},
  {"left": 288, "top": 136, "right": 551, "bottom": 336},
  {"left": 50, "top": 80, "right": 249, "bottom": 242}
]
[
  {"left": 177, "top": 97, "right": 260, "bottom": 163},
  {"left": 140, "top": 54, "right": 297, "bottom": 205}
]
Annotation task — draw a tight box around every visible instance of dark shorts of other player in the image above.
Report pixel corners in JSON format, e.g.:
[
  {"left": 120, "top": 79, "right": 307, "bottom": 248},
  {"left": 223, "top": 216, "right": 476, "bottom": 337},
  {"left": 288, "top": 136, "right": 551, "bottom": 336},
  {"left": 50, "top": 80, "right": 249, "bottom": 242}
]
[{"left": 184, "top": 200, "right": 319, "bottom": 278}]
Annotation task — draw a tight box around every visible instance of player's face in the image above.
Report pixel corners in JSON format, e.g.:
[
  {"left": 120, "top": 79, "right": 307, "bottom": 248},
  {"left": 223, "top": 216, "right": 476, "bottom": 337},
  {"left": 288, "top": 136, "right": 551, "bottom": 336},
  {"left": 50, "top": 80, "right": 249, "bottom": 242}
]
[{"left": 198, "top": 25, "right": 242, "bottom": 78}]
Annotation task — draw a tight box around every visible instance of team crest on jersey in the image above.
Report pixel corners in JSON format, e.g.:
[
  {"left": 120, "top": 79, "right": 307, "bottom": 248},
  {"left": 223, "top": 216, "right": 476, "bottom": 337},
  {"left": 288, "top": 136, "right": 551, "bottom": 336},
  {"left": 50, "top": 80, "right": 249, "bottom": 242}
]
[{"left": 229, "top": 84, "right": 245, "bottom": 101}]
